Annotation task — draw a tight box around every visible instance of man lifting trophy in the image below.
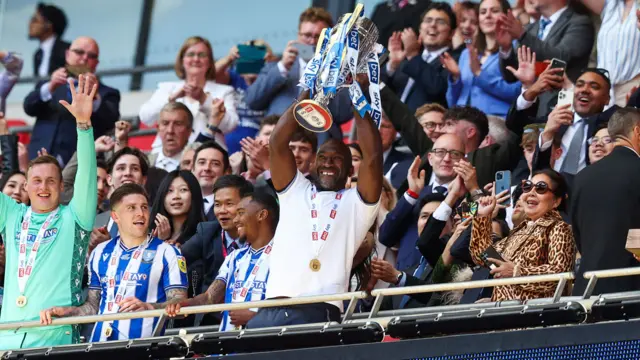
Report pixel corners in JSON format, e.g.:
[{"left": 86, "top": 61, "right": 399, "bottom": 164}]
[{"left": 294, "top": 3, "right": 384, "bottom": 132}]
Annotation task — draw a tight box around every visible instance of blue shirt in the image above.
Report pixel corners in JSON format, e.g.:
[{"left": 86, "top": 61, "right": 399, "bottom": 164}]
[
  {"left": 215, "top": 243, "right": 271, "bottom": 331},
  {"left": 229, "top": 70, "right": 264, "bottom": 129},
  {"left": 88, "top": 237, "right": 188, "bottom": 341}
]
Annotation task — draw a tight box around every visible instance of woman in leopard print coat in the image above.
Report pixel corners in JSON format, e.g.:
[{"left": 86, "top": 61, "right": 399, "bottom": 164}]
[{"left": 470, "top": 169, "right": 575, "bottom": 302}]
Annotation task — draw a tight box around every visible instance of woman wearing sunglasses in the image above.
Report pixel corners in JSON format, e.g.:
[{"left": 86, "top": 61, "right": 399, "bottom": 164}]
[{"left": 469, "top": 168, "right": 576, "bottom": 302}]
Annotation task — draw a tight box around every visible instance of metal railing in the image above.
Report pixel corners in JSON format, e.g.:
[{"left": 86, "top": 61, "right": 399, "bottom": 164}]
[
  {"left": 15, "top": 64, "right": 175, "bottom": 85},
  {"left": 0, "top": 267, "right": 638, "bottom": 332}
]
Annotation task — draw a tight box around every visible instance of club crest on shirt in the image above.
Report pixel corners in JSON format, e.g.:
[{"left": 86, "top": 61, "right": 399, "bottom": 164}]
[
  {"left": 177, "top": 256, "right": 187, "bottom": 273},
  {"left": 142, "top": 250, "right": 156, "bottom": 263}
]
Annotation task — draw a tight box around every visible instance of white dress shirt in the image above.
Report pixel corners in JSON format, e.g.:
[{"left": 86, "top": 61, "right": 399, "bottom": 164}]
[
  {"left": 277, "top": 57, "right": 307, "bottom": 79},
  {"left": 38, "top": 36, "right": 57, "bottom": 77},
  {"left": 138, "top": 80, "right": 239, "bottom": 153},
  {"left": 539, "top": 112, "right": 588, "bottom": 172},
  {"left": 154, "top": 151, "right": 182, "bottom": 172},
  {"left": 403, "top": 175, "right": 451, "bottom": 205},
  {"left": 203, "top": 194, "right": 215, "bottom": 215}
]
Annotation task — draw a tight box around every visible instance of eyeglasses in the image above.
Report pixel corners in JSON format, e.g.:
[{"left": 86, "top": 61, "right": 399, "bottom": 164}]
[
  {"left": 421, "top": 121, "right": 445, "bottom": 131},
  {"left": 184, "top": 51, "right": 208, "bottom": 59},
  {"left": 299, "top": 32, "right": 322, "bottom": 41},
  {"left": 70, "top": 48, "right": 98, "bottom": 60},
  {"left": 521, "top": 180, "right": 554, "bottom": 195},
  {"left": 587, "top": 136, "right": 612, "bottom": 146},
  {"left": 423, "top": 17, "right": 450, "bottom": 27},
  {"left": 429, "top": 148, "right": 465, "bottom": 161}
]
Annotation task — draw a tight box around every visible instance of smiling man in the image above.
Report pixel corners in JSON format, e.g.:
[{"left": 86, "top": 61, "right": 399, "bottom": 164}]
[
  {"left": 0, "top": 75, "right": 97, "bottom": 350},
  {"left": 248, "top": 83, "right": 382, "bottom": 328},
  {"left": 40, "top": 183, "right": 188, "bottom": 342},
  {"left": 192, "top": 141, "right": 231, "bottom": 221},
  {"left": 166, "top": 191, "right": 279, "bottom": 331}
]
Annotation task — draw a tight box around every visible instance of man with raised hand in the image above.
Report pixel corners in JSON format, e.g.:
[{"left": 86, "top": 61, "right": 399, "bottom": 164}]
[
  {"left": 247, "top": 83, "right": 382, "bottom": 327},
  {"left": 0, "top": 74, "right": 97, "bottom": 350}
]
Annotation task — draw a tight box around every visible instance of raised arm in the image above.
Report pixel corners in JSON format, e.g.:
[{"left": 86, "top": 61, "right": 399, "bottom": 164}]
[
  {"left": 268, "top": 90, "right": 308, "bottom": 191},
  {"left": 60, "top": 75, "right": 98, "bottom": 230}
]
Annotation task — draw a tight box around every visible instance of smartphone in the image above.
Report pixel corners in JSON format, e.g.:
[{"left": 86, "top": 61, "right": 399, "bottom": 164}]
[
  {"left": 495, "top": 171, "right": 511, "bottom": 207},
  {"left": 557, "top": 89, "right": 574, "bottom": 111},
  {"left": 237, "top": 44, "right": 267, "bottom": 61},
  {"left": 549, "top": 58, "right": 567, "bottom": 77},
  {"left": 66, "top": 64, "right": 91, "bottom": 76},
  {"left": 481, "top": 245, "right": 506, "bottom": 270},
  {"left": 293, "top": 43, "right": 315, "bottom": 62},
  {"left": 458, "top": 201, "right": 478, "bottom": 221}
]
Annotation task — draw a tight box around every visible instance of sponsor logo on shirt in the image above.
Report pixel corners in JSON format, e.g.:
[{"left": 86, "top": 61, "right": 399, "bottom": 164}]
[
  {"left": 101, "top": 273, "right": 148, "bottom": 284},
  {"left": 14, "top": 228, "right": 59, "bottom": 245}
]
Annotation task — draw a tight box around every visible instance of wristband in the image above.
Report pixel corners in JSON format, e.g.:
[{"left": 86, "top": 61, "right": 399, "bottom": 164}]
[
  {"left": 406, "top": 189, "right": 419, "bottom": 199},
  {"left": 207, "top": 124, "right": 222, "bottom": 134}
]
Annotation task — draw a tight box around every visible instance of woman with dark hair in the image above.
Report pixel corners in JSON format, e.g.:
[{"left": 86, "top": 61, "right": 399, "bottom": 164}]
[
  {"left": 0, "top": 171, "right": 29, "bottom": 205},
  {"left": 347, "top": 143, "right": 363, "bottom": 178},
  {"left": 470, "top": 168, "right": 575, "bottom": 301},
  {"left": 150, "top": 170, "right": 205, "bottom": 246},
  {"left": 441, "top": 0, "right": 521, "bottom": 117}
]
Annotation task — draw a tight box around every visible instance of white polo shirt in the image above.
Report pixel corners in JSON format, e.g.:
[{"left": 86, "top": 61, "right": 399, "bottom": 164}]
[{"left": 266, "top": 171, "right": 380, "bottom": 311}]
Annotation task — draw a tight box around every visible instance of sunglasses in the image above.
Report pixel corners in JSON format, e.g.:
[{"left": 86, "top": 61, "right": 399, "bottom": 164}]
[{"left": 521, "top": 180, "right": 554, "bottom": 195}]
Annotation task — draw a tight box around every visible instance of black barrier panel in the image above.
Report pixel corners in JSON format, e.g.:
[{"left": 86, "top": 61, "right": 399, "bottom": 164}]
[
  {"left": 190, "top": 322, "right": 384, "bottom": 355},
  {"left": 387, "top": 302, "right": 587, "bottom": 339},
  {"left": 1, "top": 336, "right": 188, "bottom": 360},
  {"left": 592, "top": 298, "right": 640, "bottom": 322}
]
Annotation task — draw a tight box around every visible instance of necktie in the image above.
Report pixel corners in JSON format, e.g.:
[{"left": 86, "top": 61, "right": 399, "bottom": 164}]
[
  {"left": 228, "top": 241, "right": 239, "bottom": 254},
  {"left": 537, "top": 18, "right": 551, "bottom": 40},
  {"left": 398, "top": 257, "right": 428, "bottom": 309},
  {"left": 561, "top": 120, "right": 584, "bottom": 175},
  {"left": 433, "top": 186, "right": 447, "bottom": 195},
  {"left": 203, "top": 198, "right": 209, "bottom": 204}
]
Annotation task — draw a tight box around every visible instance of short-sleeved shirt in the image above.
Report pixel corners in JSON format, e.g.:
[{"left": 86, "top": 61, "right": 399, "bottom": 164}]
[
  {"left": 88, "top": 237, "right": 188, "bottom": 341},
  {"left": 0, "top": 128, "right": 97, "bottom": 349},
  {"left": 597, "top": 0, "right": 640, "bottom": 85},
  {"left": 216, "top": 243, "right": 271, "bottom": 331},
  {"left": 266, "top": 171, "right": 380, "bottom": 311}
]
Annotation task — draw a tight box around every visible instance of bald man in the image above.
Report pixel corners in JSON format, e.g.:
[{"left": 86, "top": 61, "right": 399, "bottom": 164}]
[{"left": 24, "top": 36, "right": 120, "bottom": 165}]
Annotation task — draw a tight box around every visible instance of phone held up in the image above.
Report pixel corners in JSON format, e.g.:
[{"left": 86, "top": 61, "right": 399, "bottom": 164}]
[{"left": 494, "top": 171, "right": 511, "bottom": 207}]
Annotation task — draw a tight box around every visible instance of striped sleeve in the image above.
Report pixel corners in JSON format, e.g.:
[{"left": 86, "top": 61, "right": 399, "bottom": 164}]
[
  {"left": 88, "top": 248, "right": 101, "bottom": 290},
  {"left": 215, "top": 252, "right": 233, "bottom": 284},
  {"left": 161, "top": 244, "right": 188, "bottom": 291}
]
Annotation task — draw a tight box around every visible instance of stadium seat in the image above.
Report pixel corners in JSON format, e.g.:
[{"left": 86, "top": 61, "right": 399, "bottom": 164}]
[{"left": 6, "top": 119, "right": 31, "bottom": 145}]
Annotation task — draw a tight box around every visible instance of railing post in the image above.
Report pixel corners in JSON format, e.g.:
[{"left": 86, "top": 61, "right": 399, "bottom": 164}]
[
  {"left": 342, "top": 296, "right": 358, "bottom": 322},
  {"left": 552, "top": 277, "right": 567, "bottom": 303},
  {"left": 368, "top": 295, "right": 384, "bottom": 319},
  {"left": 582, "top": 274, "right": 599, "bottom": 299}
]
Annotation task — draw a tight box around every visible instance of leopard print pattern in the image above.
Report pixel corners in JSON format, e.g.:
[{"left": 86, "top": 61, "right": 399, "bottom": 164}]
[{"left": 470, "top": 210, "right": 576, "bottom": 302}]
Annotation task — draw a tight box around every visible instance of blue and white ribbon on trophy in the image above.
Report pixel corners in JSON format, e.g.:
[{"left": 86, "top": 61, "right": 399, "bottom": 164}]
[{"left": 301, "top": 28, "right": 331, "bottom": 98}]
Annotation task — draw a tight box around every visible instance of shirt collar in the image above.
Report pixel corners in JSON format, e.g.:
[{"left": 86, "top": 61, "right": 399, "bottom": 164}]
[
  {"left": 542, "top": 6, "right": 568, "bottom": 24},
  {"left": 203, "top": 193, "right": 214, "bottom": 204},
  {"left": 422, "top": 46, "right": 449, "bottom": 62},
  {"left": 156, "top": 150, "right": 182, "bottom": 167},
  {"left": 40, "top": 35, "right": 57, "bottom": 51}
]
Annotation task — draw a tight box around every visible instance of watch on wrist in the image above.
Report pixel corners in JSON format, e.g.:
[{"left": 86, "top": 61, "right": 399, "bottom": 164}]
[
  {"left": 394, "top": 271, "right": 404, "bottom": 285},
  {"left": 207, "top": 124, "right": 222, "bottom": 134}
]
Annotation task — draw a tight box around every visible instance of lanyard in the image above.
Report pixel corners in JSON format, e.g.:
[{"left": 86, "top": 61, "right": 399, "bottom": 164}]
[
  {"left": 221, "top": 231, "right": 236, "bottom": 258},
  {"left": 231, "top": 242, "right": 273, "bottom": 303},
  {"left": 103, "top": 236, "right": 150, "bottom": 315},
  {"left": 17, "top": 207, "right": 59, "bottom": 295},
  {"left": 310, "top": 185, "right": 344, "bottom": 259}
]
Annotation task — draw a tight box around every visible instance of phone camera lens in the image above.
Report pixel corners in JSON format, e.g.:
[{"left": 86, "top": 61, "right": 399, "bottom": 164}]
[{"left": 497, "top": 173, "right": 503, "bottom": 180}]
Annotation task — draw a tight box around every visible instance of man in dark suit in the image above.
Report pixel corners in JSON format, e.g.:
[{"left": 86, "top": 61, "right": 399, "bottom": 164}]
[
  {"left": 28, "top": 3, "right": 70, "bottom": 78},
  {"left": 571, "top": 108, "right": 640, "bottom": 296},
  {"left": 371, "top": 0, "right": 432, "bottom": 48},
  {"left": 191, "top": 142, "right": 232, "bottom": 221},
  {"left": 244, "top": 7, "right": 352, "bottom": 144},
  {"left": 496, "top": 0, "right": 594, "bottom": 116},
  {"left": 23, "top": 36, "right": 120, "bottom": 165},
  {"left": 382, "top": 2, "right": 461, "bottom": 111},
  {"left": 380, "top": 116, "right": 412, "bottom": 176}
]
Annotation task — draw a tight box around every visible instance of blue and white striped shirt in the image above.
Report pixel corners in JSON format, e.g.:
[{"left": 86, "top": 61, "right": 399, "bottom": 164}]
[
  {"left": 88, "top": 237, "right": 188, "bottom": 341},
  {"left": 597, "top": 0, "right": 640, "bottom": 85},
  {"left": 215, "top": 243, "right": 271, "bottom": 331}
]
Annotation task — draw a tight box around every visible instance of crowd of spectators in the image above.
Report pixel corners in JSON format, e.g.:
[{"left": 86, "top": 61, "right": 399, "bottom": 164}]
[{"left": 0, "top": 0, "right": 640, "bottom": 353}]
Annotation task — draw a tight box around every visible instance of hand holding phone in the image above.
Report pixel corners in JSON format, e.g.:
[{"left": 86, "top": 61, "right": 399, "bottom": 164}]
[
  {"left": 293, "top": 43, "right": 315, "bottom": 62},
  {"left": 481, "top": 245, "right": 505, "bottom": 270},
  {"left": 494, "top": 171, "right": 511, "bottom": 207},
  {"left": 556, "top": 89, "right": 574, "bottom": 111},
  {"left": 549, "top": 58, "right": 567, "bottom": 78}
]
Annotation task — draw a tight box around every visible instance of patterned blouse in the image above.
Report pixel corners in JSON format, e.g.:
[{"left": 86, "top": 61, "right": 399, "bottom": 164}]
[{"left": 470, "top": 211, "right": 576, "bottom": 302}]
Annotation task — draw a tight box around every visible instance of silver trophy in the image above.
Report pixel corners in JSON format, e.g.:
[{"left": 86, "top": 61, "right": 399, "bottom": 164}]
[{"left": 294, "top": 4, "right": 384, "bottom": 132}]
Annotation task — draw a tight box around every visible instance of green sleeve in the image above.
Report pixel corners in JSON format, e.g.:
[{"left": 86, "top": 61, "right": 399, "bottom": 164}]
[
  {"left": 0, "top": 191, "right": 22, "bottom": 234},
  {"left": 69, "top": 127, "right": 97, "bottom": 230}
]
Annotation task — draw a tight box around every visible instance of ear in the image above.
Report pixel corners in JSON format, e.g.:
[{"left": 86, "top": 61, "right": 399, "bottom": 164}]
[
  {"left": 110, "top": 210, "right": 119, "bottom": 224},
  {"left": 225, "top": 167, "right": 232, "bottom": 175},
  {"left": 427, "top": 152, "right": 434, "bottom": 167},
  {"left": 107, "top": 174, "right": 114, "bottom": 188},
  {"left": 467, "top": 126, "right": 478, "bottom": 142},
  {"left": 257, "top": 209, "right": 268, "bottom": 222},
  {"left": 141, "top": 176, "right": 148, "bottom": 185}
]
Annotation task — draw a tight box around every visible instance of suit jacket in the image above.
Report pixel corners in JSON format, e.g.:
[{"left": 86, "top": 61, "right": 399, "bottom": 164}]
[
  {"left": 33, "top": 38, "right": 70, "bottom": 77},
  {"left": 181, "top": 221, "right": 225, "bottom": 293},
  {"left": 447, "top": 49, "right": 521, "bottom": 117},
  {"left": 370, "top": 0, "right": 432, "bottom": 48},
  {"left": 381, "top": 47, "right": 462, "bottom": 112},
  {"left": 244, "top": 61, "right": 354, "bottom": 144},
  {"left": 382, "top": 86, "right": 523, "bottom": 196},
  {"left": 382, "top": 261, "right": 440, "bottom": 310},
  {"left": 23, "top": 80, "right": 120, "bottom": 164},
  {"left": 383, "top": 147, "right": 412, "bottom": 176},
  {"left": 571, "top": 147, "right": 640, "bottom": 296},
  {"left": 500, "top": 8, "right": 594, "bottom": 117}
]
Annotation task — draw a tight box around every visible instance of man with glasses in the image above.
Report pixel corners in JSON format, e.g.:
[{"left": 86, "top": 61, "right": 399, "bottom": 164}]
[
  {"left": 245, "top": 7, "right": 353, "bottom": 144},
  {"left": 379, "top": 133, "right": 474, "bottom": 271},
  {"left": 382, "top": 2, "right": 461, "bottom": 111},
  {"left": 513, "top": 68, "right": 618, "bottom": 176},
  {"left": 24, "top": 36, "right": 120, "bottom": 165}
]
